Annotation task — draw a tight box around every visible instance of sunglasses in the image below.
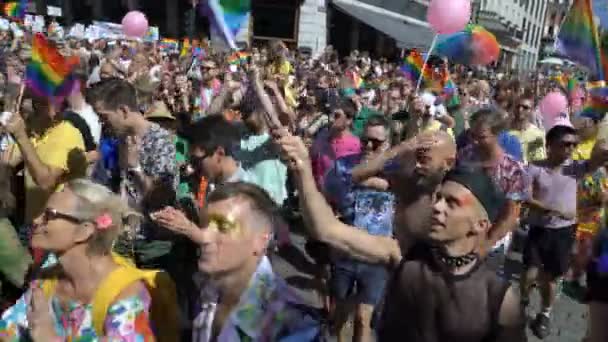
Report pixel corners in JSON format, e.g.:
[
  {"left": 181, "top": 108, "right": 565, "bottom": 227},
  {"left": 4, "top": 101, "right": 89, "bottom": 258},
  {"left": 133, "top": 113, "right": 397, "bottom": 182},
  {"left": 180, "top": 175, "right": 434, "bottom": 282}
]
[
  {"left": 362, "top": 137, "right": 386, "bottom": 149},
  {"left": 42, "top": 208, "right": 83, "bottom": 224},
  {"left": 518, "top": 104, "right": 532, "bottom": 110}
]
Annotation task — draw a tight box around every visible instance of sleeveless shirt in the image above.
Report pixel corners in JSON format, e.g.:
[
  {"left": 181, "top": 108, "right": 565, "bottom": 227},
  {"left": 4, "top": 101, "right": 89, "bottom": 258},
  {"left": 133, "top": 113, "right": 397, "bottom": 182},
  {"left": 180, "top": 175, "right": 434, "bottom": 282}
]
[{"left": 377, "top": 244, "right": 517, "bottom": 342}]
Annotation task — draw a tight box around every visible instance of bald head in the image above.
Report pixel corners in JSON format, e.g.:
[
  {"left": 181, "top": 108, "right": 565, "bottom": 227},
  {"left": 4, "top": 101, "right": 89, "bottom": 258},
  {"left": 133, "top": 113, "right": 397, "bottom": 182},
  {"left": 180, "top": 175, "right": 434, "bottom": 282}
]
[{"left": 415, "top": 130, "right": 457, "bottom": 162}]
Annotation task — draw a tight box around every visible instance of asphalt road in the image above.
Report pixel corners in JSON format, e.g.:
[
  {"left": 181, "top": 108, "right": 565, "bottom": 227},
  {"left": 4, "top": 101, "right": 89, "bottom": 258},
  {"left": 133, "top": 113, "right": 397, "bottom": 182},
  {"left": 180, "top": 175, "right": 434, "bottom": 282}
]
[{"left": 272, "top": 230, "right": 589, "bottom": 341}]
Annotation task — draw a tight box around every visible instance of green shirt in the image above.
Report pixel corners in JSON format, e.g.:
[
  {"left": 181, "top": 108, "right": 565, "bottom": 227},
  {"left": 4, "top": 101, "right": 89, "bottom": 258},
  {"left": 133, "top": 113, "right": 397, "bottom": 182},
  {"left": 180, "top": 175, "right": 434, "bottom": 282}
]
[
  {"left": 175, "top": 135, "right": 191, "bottom": 199},
  {"left": 352, "top": 106, "right": 381, "bottom": 137}
]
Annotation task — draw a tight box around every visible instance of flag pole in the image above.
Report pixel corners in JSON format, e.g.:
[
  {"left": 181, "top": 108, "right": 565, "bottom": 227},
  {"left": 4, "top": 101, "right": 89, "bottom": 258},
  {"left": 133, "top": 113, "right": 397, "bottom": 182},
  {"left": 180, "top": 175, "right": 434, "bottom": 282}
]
[{"left": 416, "top": 34, "right": 438, "bottom": 93}]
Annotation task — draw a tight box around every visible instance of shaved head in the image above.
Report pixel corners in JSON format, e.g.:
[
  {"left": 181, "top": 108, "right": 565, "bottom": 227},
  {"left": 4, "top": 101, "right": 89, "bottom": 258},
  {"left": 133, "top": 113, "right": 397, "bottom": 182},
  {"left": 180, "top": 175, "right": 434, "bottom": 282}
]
[{"left": 422, "top": 130, "right": 457, "bottom": 160}]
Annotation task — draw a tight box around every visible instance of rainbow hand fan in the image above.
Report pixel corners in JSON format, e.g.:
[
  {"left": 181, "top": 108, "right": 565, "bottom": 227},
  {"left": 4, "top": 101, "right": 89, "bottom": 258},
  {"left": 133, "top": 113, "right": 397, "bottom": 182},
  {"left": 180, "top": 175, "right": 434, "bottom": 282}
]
[{"left": 435, "top": 24, "right": 500, "bottom": 66}]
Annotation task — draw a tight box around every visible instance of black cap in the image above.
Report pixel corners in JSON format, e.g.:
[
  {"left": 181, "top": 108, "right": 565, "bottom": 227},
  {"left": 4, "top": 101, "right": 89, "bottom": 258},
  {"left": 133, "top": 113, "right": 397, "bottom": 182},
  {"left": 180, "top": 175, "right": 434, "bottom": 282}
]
[{"left": 444, "top": 167, "right": 506, "bottom": 224}]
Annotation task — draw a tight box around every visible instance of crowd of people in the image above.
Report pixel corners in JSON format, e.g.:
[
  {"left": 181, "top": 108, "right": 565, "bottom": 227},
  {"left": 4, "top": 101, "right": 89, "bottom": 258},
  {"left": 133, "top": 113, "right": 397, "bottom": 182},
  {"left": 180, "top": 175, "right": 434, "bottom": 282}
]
[{"left": 0, "top": 18, "right": 606, "bottom": 342}]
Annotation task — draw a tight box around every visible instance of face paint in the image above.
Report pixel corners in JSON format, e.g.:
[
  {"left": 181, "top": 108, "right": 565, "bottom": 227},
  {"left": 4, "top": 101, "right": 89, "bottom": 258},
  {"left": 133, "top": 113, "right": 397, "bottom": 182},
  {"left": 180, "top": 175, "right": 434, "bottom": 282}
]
[
  {"left": 207, "top": 213, "right": 242, "bottom": 235},
  {"left": 458, "top": 193, "right": 476, "bottom": 207}
]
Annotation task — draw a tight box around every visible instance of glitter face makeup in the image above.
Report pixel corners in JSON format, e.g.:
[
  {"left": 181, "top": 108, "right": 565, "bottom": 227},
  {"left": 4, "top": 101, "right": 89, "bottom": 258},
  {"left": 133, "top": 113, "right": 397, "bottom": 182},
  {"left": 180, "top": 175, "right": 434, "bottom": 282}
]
[{"left": 207, "top": 213, "right": 242, "bottom": 235}]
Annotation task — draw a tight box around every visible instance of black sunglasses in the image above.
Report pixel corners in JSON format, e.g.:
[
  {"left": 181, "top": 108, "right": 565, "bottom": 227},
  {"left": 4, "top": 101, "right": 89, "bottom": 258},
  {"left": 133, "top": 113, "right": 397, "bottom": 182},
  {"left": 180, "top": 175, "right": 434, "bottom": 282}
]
[
  {"left": 362, "top": 137, "right": 386, "bottom": 149},
  {"left": 518, "top": 104, "right": 532, "bottom": 110},
  {"left": 42, "top": 208, "right": 83, "bottom": 224}
]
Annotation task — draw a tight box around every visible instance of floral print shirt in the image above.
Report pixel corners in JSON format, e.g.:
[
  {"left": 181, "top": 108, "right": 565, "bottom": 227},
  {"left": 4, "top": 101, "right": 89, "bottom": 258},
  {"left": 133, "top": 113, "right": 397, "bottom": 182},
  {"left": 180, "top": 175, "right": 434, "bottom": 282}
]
[
  {"left": 573, "top": 138, "right": 607, "bottom": 237},
  {"left": 0, "top": 283, "right": 155, "bottom": 341},
  {"left": 458, "top": 146, "right": 528, "bottom": 202},
  {"left": 122, "top": 123, "right": 177, "bottom": 240},
  {"left": 192, "top": 256, "right": 322, "bottom": 342}
]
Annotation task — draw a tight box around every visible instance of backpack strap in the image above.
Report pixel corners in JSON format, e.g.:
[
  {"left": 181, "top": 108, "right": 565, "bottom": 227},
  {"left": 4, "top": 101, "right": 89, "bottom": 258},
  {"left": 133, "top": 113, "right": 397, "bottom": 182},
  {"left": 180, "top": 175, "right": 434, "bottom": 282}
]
[{"left": 90, "top": 266, "right": 147, "bottom": 336}]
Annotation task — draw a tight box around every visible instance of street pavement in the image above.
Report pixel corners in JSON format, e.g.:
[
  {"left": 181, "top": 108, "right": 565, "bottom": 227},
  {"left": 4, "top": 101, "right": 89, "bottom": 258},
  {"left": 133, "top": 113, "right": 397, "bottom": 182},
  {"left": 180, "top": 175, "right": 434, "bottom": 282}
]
[{"left": 273, "top": 230, "right": 589, "bottom": 342}]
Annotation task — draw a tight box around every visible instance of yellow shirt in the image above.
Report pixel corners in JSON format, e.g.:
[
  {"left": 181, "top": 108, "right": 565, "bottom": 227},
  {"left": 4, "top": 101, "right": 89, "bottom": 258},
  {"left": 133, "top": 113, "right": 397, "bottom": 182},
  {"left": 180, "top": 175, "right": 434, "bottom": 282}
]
[
  {"left": 25, "top": 121, "right": 86, "bottom": 222},
  {"left": 509, "top": 124, "right": 546, "bottom": 164}
]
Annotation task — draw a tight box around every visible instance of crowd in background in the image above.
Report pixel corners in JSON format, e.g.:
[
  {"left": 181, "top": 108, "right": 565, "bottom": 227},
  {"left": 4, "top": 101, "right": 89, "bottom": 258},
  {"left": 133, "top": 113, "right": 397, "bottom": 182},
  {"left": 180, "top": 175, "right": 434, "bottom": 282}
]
[{"left": 0, "top": 18, "right": 607, "bottom": 342}]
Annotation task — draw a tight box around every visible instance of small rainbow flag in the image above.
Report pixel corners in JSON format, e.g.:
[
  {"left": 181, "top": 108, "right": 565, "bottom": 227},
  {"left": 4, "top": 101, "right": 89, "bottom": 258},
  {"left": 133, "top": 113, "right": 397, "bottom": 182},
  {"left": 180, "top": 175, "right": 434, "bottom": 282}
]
[
  {"left": 346, "top": 70, "right": 364, "bottom": 89},
  {"left": 579, "top": 87, "right": 608, "bottom": 121},
  {"left": 401, "top": 50, "right": 425, "bottom": 83},
  {"left": 567, "top": 77, "right": 579, "bottom": 93},
  {"left": 227, "top": 51, "right": 250, "bottom": 65},
  {"left": 441, "top": 78, "right": 460, "bottom": 107},
  {"left": 556, "top": 0, "right": 605, "bottom": 80},
  {"left": 159, "top": 38, "right": 179, "bottom": 52},
  {"left": 26, "top": 33, "right": 79, "bottom": 99},
  {"left": 4, "top": 0, "right": 28, "bottom": 20}
]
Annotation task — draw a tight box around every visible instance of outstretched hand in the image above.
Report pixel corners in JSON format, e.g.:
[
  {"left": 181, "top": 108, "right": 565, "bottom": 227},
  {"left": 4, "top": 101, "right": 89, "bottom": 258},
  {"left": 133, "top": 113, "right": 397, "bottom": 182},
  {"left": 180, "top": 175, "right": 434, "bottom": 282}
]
[{"left": 274, "top": 130, "right": 311, "bottom": 173}]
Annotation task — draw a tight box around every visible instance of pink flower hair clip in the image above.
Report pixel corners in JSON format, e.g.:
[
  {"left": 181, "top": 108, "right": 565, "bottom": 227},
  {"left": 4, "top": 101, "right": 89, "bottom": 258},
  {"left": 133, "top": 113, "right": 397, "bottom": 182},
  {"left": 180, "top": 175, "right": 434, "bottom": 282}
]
[{"left": 95, "top": 213, "right": 113, "bottom": 230}]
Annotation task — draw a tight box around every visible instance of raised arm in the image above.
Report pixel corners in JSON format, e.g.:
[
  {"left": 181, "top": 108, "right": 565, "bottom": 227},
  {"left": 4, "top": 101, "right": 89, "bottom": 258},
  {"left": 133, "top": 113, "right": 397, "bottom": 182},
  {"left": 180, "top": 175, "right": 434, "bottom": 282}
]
[{"left": 278, "top": 134, "right": 402, "bottom": 266}]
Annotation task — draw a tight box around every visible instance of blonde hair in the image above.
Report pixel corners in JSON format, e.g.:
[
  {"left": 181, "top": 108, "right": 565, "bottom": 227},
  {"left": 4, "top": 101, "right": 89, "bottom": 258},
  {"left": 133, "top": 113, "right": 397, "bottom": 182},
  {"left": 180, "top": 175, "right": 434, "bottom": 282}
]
[{"left": 65, "top": 179, "right": 140, "bottom": 256}]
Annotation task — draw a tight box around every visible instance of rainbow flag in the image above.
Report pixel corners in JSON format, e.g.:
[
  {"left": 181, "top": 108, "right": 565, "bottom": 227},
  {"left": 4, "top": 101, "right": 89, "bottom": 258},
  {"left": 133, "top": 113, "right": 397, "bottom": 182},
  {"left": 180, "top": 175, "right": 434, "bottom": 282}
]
[
  {"left": 556, "top": 0, "right": 605, "bottom": 80},
  {"left": 159, "top": 38, "right": 179, "bottom": 52},
  {"left": 442, "top": 78, "right": 460, "bottom": 107},
  {"left": 346, "top": 70, "right": 364, "bottom": 89},
  {"left": 4, "top": 0, "right": 27, "bottom": 20},
  {"left": 579, "top": 87, "right": 608, "bottom": 120},
  {"left": 401, "top": 50, "right": 425, "bottom": 83},
  {"left": 227, "top": 51, "right": 250, "bottom": 65},
  {"left": 201, "top": 0, "right": 251, "bottom": 49},
  {"left": 26, "top": 33, "right": 79, "bottom": 99}
]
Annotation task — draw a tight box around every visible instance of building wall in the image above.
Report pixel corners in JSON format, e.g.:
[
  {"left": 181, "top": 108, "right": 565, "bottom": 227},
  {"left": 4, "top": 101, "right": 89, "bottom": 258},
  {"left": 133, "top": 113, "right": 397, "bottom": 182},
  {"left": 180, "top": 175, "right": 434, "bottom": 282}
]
[{"left": 297, "top": 0, "right": 328, "bottom": 55}]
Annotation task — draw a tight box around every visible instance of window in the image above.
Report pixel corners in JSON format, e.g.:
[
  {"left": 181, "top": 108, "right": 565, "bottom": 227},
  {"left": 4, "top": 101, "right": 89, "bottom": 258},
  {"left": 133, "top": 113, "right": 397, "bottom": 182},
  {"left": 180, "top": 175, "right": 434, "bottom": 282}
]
[{"left": 252, "top": 4, "right": 298, "bottom": 41}]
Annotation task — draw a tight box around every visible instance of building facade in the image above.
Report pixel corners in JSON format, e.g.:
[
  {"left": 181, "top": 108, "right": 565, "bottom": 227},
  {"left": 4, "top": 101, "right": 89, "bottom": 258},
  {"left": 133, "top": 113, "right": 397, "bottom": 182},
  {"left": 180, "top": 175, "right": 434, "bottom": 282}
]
[
  {"left": 539, "top": 0, "right": 572, "bottom": 61},
  {"left": 475, "top": 0, "right": 549, "bottom": 71}
]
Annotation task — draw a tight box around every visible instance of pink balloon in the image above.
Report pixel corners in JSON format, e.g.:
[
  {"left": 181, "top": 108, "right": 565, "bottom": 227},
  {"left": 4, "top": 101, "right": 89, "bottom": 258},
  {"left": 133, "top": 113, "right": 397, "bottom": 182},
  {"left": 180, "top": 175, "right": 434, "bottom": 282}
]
[
  {"left": 427, "top": 0, "right": 471, "bottom": 35},
  {"left": 539, "top": 92, "right": 569, "bottom": 130},
  {"left": 122, "top": 11, "right": 149, "bottom": 38}
]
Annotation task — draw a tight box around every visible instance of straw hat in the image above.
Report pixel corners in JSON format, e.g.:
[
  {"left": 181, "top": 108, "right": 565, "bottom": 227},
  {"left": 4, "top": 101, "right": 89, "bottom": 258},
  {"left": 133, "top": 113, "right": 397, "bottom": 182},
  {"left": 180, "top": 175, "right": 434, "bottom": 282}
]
[{"left": 144, "top": 101, "right": 175, "bottom": 121}]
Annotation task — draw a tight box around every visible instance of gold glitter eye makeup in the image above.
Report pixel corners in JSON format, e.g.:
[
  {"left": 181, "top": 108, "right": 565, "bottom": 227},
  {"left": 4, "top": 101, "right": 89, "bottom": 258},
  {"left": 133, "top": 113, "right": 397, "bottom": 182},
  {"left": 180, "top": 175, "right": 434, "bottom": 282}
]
[{"left": 208, "top": 213, "right": 240, "bottom": 233}]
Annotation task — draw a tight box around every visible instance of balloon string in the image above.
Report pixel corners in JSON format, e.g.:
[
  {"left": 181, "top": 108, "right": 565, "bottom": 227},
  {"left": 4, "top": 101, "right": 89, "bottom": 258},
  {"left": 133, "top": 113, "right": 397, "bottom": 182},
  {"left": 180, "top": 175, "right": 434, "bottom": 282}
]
[{"left": 416, "top": 34, "right": 438, "bottom": 94}]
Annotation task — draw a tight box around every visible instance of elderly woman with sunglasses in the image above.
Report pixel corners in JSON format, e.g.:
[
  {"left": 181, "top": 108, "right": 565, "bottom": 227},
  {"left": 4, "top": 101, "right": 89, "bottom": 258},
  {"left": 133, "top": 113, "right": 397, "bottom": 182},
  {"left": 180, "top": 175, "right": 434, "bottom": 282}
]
[{"left": 0, "top": 179, "right": 159, "bottom": 341}]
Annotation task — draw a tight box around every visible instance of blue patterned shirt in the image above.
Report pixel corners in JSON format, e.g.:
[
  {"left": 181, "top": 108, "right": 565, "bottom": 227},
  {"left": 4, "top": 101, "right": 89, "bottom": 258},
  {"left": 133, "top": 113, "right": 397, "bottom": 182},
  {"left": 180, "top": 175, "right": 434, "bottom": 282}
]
[{"left": 324, "top": 154, "right": 394, "bottom": 237}]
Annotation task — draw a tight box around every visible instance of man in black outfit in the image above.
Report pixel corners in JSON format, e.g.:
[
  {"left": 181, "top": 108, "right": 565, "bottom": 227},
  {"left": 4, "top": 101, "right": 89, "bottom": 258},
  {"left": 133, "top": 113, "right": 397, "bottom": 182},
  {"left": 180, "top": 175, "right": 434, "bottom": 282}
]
[{"left": 278, "top": 130, "right": 526, "bottom": 341}]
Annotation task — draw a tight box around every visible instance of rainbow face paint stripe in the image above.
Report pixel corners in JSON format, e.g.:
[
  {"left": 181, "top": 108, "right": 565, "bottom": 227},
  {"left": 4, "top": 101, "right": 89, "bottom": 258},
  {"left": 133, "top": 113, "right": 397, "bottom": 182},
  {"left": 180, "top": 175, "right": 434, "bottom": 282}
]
[{"left": 25, "top": 34, "right": 79, "bottom": 99}]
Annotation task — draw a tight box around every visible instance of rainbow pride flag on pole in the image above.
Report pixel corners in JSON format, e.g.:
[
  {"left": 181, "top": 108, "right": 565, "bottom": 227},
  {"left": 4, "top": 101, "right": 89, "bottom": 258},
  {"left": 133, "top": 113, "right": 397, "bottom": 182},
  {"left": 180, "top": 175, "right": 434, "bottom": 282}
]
[
  {"left": 26, "top": 33, "right": 79, "bottom": 99},
  {"left": 201, "top": 0, "right": 251, "bottom": 50},
  {"left": 556, "top": 0, "right": 605, "bottom": 80},
  {"left": 227, "top": 51, "right": 250, "bottom": 65},
  {"left": 4, "top": 0, "right": 28, "bottom": 20},
  {"left": 401, "top": 50, "right": 425, "bottom": 83}
]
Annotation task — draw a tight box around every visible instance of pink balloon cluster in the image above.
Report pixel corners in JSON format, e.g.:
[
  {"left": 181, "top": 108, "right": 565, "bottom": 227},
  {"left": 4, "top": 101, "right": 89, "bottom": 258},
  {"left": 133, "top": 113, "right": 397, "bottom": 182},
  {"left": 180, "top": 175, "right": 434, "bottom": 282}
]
[
  {"left": 539, "top": 92, "right": 571, "bottom": 130},
  {"left": 427, "top": 0, "right": 472, "bottom": 35},
  {"left": 122, "top": 11, "right": 149, "bottom": 38}
]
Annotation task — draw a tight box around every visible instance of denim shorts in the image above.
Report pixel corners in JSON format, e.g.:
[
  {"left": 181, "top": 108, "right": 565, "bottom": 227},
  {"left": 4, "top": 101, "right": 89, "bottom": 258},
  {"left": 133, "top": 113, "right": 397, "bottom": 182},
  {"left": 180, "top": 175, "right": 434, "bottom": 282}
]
[{"left": 331, "top": 260, "right": 388, "bottom": 305}]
